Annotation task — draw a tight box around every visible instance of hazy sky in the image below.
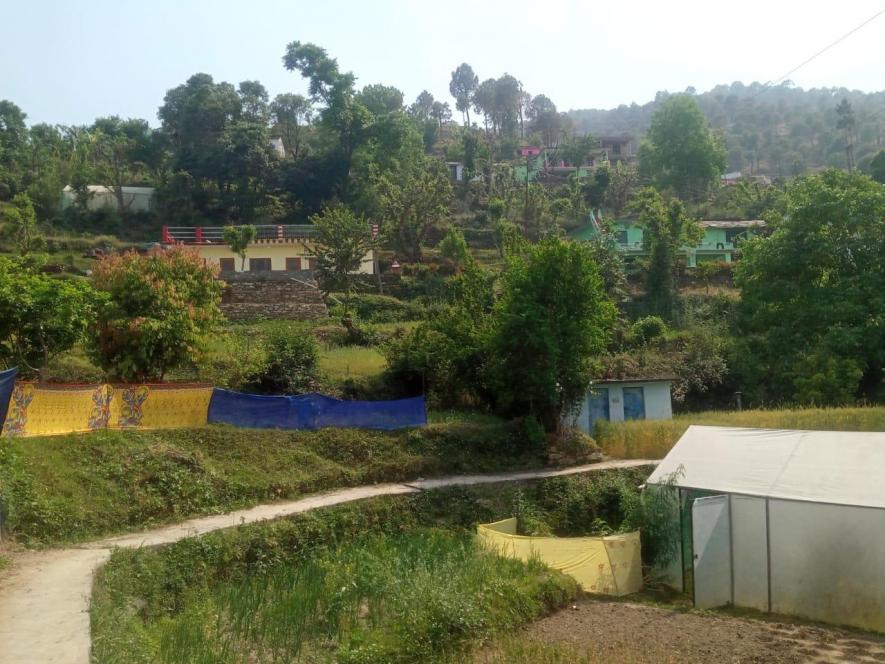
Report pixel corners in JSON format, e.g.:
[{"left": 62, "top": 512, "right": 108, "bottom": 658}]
[{"left": 2, "top": 0, "right": 884, "bottom": 126}]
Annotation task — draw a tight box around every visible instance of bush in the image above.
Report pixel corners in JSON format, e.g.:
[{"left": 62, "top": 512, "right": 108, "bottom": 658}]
[
  {"left": 0, "top": 256, "right": 102, "bottom": 375},
  {"left": 247, "top": 322, "right": 320, "bottom": 394},
  {"left": 338, "top": 293, "right": 426, "bottom": 324},
  {"left": 628, "top": 315, "right": 669, "bottom": 345},
  {"left": 89, "top": 247, "right": 222, "bottom": 381}
]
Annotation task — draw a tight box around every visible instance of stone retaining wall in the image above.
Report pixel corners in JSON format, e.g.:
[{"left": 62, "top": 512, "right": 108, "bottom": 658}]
[{"left": 220, "top": 276, "right": 328, "bottom": 321}]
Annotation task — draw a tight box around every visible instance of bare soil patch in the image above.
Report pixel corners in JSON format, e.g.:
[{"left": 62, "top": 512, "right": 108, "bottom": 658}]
[{"left": 518, "top": 597, "right": 885, "bottom": 664}]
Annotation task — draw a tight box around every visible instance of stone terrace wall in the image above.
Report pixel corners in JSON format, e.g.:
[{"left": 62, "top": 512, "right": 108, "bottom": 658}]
[{"left": 220, "top": 273, "right": 328, "bottom": 321}]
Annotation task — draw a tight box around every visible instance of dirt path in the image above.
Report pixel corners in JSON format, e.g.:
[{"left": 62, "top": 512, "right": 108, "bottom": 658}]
[
  {"left": 0, "top": 459, "right": 655, "bottom": 664},
  {"left": 519, "top": 598, "right": 885, "bottom": 664}
]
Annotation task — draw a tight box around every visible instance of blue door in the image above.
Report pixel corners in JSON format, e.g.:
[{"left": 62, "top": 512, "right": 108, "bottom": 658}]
[
  {"left": 623, "top": 387, "right": 646, "bottom": 420},
  {"left": 588, "top": 388, "right": 609, "bottom": 432}
]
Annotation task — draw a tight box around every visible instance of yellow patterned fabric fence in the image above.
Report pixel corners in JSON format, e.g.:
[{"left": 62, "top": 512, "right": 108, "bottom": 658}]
[
  {"left": 477, "top": 518, "right": 642, "bottom": 596},
  {"left": 0, "top": 383, "right": 212, "bottom": 438}
]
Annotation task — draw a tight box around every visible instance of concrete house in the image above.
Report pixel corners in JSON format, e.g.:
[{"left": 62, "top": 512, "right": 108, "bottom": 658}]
[
  {"left": 571, "top": 378, "right": 673, "bottom": 434},
  {"left": 161, "top": 225, "right": 375, "bottom": 274},
  {"left": 570, "top": 219, "right": 765, "bottom": 267}
]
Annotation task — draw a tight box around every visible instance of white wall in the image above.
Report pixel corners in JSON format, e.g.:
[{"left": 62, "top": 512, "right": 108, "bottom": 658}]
[
  {"left": 768, "top": 499, "right": 885, "bottom": 632},
  {"left": 571, "top": 381, "right": 673, "bottom": 434}
]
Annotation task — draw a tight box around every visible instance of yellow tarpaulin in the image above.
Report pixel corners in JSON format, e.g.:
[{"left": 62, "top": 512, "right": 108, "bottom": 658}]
[
  {"left": 0, "top": 383, "right": 212, "bottom": 438},
  {"left": 477, "top": 517, "right": 642, "bottom": 596}
]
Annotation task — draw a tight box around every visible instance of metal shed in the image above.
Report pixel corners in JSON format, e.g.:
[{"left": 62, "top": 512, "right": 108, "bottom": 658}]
[{"left": 646, "top": 425, "right": 885, "bottom": 632}]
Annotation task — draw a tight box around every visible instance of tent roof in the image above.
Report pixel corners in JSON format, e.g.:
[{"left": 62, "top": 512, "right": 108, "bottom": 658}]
[{"left": 646, "top": 425, "right": 885, "bottom": 509}]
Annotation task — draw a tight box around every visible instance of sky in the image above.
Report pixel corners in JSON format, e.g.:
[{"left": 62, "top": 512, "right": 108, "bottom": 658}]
[{"left": 2, "top": 0, "right": 884, "bottom": 127}]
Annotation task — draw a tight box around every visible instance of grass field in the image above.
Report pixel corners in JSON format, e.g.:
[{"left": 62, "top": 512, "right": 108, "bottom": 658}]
[
  {"left": 594, "top": 406, "right": 885, "bottom": 459},
  {"left": 0, "top": 418, "right": 549, "bottom": 547},
  {"left": 94, "top": 529, "right": 574, "bottom": 664},
  {"left": 318, "top": 344, "right": 387, "bottom": 383}
]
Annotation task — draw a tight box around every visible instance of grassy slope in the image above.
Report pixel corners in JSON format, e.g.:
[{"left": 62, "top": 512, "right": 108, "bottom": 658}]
[
  {"left": 91, "top": 471, "right": 652, "bottom": 664},
  {"left": 595, "top": 406, "right": 885, "bottom": 459},
  {"left": 0, "top": 419, "right": 546, "bottom": 547}
]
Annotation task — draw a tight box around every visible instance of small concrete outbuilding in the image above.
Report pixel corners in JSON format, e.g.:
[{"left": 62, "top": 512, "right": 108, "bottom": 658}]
[
  {"left": 646, "top": 425, "right": 885, "bottom": 632},
  {"left": 572, "top": 378, "right": 673, "bottom": 435}
]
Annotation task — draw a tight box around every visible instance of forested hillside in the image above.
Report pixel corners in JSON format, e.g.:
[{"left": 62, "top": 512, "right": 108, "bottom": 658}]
[{"left": 569, "top": 83, "right": 885, "bottom": 176}]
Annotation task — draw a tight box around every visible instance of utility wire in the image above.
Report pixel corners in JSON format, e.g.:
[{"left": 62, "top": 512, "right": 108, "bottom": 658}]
[{"left": 750, "top": 7, "right": 885, "bottom": 99}]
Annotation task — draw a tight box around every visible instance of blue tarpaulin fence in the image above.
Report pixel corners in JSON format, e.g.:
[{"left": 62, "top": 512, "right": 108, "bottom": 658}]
[
  {"left": 207, "top": 389, "right": 427, "bottom": 431},
  {"left": 0, "top": 367, "right": 17, "bottom": 432}
]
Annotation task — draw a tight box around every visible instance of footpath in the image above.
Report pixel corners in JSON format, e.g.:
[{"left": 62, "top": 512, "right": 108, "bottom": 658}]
[{"left": 0, "top": 459, "right": 656, "bottom": 664}]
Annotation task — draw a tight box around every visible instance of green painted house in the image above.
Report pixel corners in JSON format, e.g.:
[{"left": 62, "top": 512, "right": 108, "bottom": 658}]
[{"left": 570, "top": 218, "right": 765, "bottom": 267}]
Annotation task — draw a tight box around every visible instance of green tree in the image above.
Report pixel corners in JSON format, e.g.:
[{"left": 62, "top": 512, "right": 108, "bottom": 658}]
[
  {"left": 438, "top": 225, "right": 470, "bottom": 272},
  {"left": 734, "top": 169, "right": 885, "bottom": 405},
  {"left": 488, "top": 237, "right": 616, "bottom": 430},
  {"left": 868, "top": 149, "right": 885, "bottom": 184},
  {"left": 270, "top": 93, "right": 313, "bottom": 159},
  {"left": 449, "top": 63, "right": 479, "bottom": 127},
  {"left": 356, "top": 84, "right": 404, "bottom": 116},
  {"left": 223, "top": 224, "right": 256, "bottom": 270},
  {"left": 0, "top": 100, "right": 28, "bottom": 197},
  {"left": 527, "top": 94, "right": 560, "bottom": 147},
  {"left": 604, "top": 161, "right": 638, "bottom": 218},
  {"left": 633, "top": 187, "right": 701, "bottom": 319},
  {"left": 89, "top": 246, "right": 223, "bottom": 381},
  {"left": 638, "top": 95, "right": 726, "bottom": 201},
  {"left": 1, "top": 193, "right": 44, "bottom": 255},
  {"left": 0, "top": 257, "right": 101, "bottom": 375},
  {"left": 311, "top": 205, "right": 373, "bottom": 316},
  {"left": 377, "top": 157, "right": 452, "bottom": 262},
  {"left": 835, "top": 98, "right": 856, "bottom": 171}
]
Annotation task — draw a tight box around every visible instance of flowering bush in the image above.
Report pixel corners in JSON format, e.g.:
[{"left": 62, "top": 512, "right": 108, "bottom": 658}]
[{"left": 89, "top": 247, "right": 222, "bottom": 381}]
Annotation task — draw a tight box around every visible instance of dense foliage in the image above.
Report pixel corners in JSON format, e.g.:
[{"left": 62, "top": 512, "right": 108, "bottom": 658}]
[
  {"left": 89, "top": 247, "right": 222, "bottom": 381},
  {"left": 637, "top": 95, "right": 727, "bottom": 201},
  {"left": 387, "top": 238, "right": 615, "bottom": 430},
  {"left": 0, "top": 257, "right": 100, "bottom": 374},
  {"left": 734, "top": 169, "right": 885, "bottom": 404}
]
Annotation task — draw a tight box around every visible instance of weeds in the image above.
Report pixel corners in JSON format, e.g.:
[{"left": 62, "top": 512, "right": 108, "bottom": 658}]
[
  {"left": 594, "top": 406, "right": 885, "bottom": 459},
  {"left": 94, "top": 525, "right": 576, "bottom": 664}
]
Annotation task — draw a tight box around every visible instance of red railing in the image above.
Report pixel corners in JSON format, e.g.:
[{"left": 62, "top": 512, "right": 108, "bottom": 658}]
[{"left": 161, "top": 225, "right": 317, "bottom": 245}]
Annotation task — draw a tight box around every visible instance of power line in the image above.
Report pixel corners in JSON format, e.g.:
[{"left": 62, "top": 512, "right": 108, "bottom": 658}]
[{"left": 751, "top": 7, "right": 885, "bottom": 99}]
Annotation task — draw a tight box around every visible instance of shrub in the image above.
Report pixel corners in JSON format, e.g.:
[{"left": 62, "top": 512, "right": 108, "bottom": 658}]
[
  {"left": 89, "top": 247, "right": 222, "bottom": 381},
  {"left": 337, "top": 294, "right": 426, "bottom": 324},
  {"left": 628, "top": 315, "right": 669, "bottom": 345},
  {"left": 247, "top": 322, "right": 320, "bottom": 394},
  {"left": 0, "top": 257, "right": 102, "bottom": 375}
]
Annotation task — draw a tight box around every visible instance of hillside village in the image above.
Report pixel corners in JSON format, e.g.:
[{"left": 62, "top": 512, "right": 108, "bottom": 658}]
[{"left": 1, "top": 8, "right": 885, "bottom": 664}]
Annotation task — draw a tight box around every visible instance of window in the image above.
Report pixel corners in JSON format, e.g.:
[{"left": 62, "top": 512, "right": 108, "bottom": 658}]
[
  {"left": 219, "top": 257, "right": 235, "bottom": 272},
  {"left": 725, "top": 229, "right": 746, "bottom": 244},
  {"left": 249, "top": 258, "right": 272, "bottom": 272},
  {"left": 285, "top": 257, "right": 301, "bottom": 271},
  {"left": 616, "top": 230, "right": 629, "bottom": 245}
]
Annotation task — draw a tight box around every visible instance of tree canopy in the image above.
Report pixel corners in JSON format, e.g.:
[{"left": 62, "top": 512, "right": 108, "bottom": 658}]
[
  {"left": 734, "top": 169, "right": 885, "bottom": 404},
  {"left": 638, "top": 95, "right": 727, "bottom": 201}
]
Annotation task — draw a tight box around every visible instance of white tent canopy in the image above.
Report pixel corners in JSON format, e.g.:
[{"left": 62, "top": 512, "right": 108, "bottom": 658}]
[
  {"left": 646, "top": 425, "right": 885, "bottom": 508},
  {"left": 647, "top": 425, "right": 885, "bottom": 632}
]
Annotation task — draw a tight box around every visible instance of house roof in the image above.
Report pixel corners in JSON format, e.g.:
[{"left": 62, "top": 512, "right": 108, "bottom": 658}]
[
  {"left": 594, "top": 377, "right": 675, "bottom": 385},
  {"left": 646, "top": 425, "right": 885, "bottom": 509},
  {"left": 700, "top": 220, "right": 765, "bottom": 229},
  {"left": 62, "top": 185, "right": 155, "bottom": 194}
]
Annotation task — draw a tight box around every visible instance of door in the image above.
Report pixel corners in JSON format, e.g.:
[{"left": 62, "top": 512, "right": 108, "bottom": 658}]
[
  {"left": 588, "top": 388, "right": 609, "bottom": 431},
  {"left": 692, "top": 495, "right": 732, "bottom": 608},
  {"left": 622, "top": 387, "right": 646, "bottom": 420}
]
